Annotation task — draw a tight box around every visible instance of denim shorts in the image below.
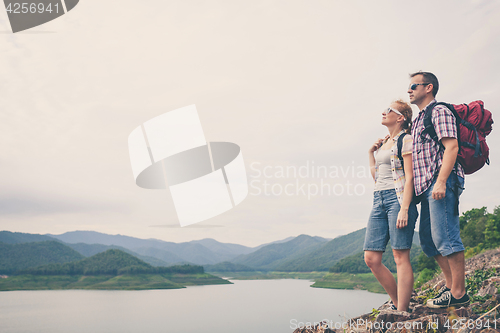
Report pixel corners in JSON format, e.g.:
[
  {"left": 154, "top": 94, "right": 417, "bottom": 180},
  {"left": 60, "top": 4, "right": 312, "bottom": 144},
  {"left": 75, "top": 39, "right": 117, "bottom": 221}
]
[
  {"left": 419, "top": 172, "right": 465, "bottom": 257},
  {"left": 363, "top": 189, "right": 418, "bottom": 251}
]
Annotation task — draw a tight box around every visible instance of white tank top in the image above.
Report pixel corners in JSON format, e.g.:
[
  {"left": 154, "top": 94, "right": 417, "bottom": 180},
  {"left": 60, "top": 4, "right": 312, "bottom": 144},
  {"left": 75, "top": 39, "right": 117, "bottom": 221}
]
[{"left": 374, "top": 148, "right": 395, "bottom": 191}]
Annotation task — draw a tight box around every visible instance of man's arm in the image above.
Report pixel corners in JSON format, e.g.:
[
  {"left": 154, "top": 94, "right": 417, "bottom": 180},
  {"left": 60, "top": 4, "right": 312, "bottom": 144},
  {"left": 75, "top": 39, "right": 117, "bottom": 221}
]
[{"left": 432, "top": 137, "right": 459, "bottom": 200}]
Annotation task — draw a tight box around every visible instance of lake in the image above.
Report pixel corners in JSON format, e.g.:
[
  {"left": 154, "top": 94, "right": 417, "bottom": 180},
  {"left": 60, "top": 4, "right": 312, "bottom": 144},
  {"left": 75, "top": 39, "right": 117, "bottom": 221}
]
[{"left": 0, "top": 278, "right": 388, "bottom": 333}]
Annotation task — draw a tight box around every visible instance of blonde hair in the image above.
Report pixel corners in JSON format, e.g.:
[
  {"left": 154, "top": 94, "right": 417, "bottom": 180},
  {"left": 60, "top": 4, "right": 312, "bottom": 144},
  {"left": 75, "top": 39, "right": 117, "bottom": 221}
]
[{"left": 392, "top": 99, "right": 413, "bottom": 134}]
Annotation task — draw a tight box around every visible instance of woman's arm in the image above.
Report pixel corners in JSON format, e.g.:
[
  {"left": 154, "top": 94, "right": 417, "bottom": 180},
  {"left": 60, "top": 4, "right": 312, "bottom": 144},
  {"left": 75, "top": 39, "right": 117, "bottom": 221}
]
[{"left": 397, "top": 153, "right": 414, "bottom": 228}]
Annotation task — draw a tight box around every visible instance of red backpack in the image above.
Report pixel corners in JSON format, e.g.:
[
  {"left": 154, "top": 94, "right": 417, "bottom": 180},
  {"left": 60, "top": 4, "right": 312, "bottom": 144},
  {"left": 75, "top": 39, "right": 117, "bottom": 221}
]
[{"left": 422, "top": 101, "right": 493, "bottom": 175}]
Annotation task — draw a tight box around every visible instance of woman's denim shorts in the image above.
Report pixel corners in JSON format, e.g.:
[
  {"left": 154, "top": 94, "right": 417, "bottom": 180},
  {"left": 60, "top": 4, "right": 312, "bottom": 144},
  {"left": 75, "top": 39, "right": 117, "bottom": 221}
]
[{"left": 363, "top": 189, "right": 418, "bottom": 251}]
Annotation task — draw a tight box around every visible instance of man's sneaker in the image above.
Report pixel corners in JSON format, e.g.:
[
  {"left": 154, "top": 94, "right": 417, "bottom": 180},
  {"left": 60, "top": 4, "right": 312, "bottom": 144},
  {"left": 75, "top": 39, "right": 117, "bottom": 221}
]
[
  {"left": 426, "top": 285, "right": 450, "bottom": 304},
  {"left": 427, "top": 290, "right": 470, "bottom": 309}
]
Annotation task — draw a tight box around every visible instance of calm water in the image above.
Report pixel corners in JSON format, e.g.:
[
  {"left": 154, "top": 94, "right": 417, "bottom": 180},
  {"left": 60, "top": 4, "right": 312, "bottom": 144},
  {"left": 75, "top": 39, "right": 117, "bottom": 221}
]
[{"left": 0, "top": 279, "right": 388, "bottom": 333}]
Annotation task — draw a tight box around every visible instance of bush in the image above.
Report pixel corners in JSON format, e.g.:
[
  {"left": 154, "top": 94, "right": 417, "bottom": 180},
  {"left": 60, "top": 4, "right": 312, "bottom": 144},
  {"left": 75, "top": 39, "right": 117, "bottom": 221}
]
[{"left": 414, "top": 268, "right": 435, "bottom": 289}]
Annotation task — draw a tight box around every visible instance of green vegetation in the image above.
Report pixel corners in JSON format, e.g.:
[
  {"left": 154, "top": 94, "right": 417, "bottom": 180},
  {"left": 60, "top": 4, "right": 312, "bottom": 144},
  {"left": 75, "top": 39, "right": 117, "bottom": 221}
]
[
  {"left": 204, "top": 261, "right": 256, "bottom": 272},
  {"left": 311, "top": 272, "right": 392, "bottom": 294},
  {"left": 0, "top": 241, "right": 85, "bottom": 274},
  {"left": 329, "top": 243, "right": 422, "bottom": 274},
  {"left": 0, "top": 249, "right": 230, "bottom": 291},
  {"left": 462, "top": 206, "right": 500, "bottom": 256},
  {"left": 17, "top": 249, "right": 204, "bottom": 276},
  {"left": 0, "top": 231, "right": 56, "bottom": 244},
  {"left": 231, "top": 234, "right": 328, "bottom": 271},
  {"left": 268, "top": 228, "right": 368, "bottom": 272},
  {"left": 212, "top": 271, "right": 327, "bottom": 280},
  {"left": 466, "top": 267, "right": 498, "bottom": 302},
  {"left": 0, "top": 273, "right": 230, "bottom": 291}
]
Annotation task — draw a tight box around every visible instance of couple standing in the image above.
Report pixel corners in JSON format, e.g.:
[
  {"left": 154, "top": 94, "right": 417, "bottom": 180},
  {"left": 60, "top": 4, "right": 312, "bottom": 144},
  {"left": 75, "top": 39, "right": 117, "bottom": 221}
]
[{"left": 364, "top": 71, "right": 469, "bottom": 312}]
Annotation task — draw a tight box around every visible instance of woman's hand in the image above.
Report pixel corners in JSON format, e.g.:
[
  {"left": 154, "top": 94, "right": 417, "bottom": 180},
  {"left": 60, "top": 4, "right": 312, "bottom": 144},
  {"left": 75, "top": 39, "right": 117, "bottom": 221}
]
[
  {"left": 397, "top": 208, "right": 409, "bottom": 229},
  {"left": 369, "top": 138, "right": 385, "bottom": 153}
]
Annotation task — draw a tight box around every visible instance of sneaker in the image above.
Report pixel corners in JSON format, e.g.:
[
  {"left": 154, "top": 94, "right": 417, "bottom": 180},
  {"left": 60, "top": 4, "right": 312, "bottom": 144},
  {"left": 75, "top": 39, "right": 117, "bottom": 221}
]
[
  {"left": 427, "top": 290, "right": 470, "bottom": 309},
  {"left": 426, "top": 285, "right": 450, "bottom": 304},
  {"left": 389, "top": 301, "right": 411, "bottom": 313}
]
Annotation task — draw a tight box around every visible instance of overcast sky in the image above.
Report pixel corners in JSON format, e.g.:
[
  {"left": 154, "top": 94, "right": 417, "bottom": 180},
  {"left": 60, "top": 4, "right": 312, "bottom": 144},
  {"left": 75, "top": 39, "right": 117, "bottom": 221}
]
[{"left": 1, "top": 0, "right": 499, "bottom": 247}]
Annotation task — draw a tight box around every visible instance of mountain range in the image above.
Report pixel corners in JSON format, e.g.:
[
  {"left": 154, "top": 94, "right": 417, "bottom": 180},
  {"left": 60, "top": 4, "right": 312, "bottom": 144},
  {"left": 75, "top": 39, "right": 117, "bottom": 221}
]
[{"left": 0, "top": 229, "right": 419, "bottom": 274}]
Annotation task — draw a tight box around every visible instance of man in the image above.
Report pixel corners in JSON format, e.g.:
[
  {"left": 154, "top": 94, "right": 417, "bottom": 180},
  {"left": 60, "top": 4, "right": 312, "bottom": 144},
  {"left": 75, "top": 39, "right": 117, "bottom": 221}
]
[{"left": 408, "top": 71, "right": 469, "bottom": 308}]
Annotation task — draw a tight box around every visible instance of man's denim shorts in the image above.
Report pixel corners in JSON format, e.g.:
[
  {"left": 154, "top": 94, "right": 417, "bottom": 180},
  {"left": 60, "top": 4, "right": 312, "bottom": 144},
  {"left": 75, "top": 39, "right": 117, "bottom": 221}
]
[
  {"left": 419, "top": 172, "right": 465, "bottom": 257},
  {"left": 363, "top": 188, "right": 418, "bottom": 252}
]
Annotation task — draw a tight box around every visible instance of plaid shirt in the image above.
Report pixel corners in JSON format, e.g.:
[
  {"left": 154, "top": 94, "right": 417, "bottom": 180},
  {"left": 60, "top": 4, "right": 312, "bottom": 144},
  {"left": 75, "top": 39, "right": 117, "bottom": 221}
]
[
  {"left": 411, "top": 99, "right": 465, "bottom": 196},
  {"left": 374, "top": 129, "right": 413, "bottom": 206}
]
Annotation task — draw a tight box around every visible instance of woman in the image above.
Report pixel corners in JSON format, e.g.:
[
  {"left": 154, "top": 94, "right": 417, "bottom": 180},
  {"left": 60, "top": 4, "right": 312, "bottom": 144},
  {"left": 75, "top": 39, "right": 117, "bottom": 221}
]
[{"left": 364, "top": 99, "right": 418, "bottom": 313}]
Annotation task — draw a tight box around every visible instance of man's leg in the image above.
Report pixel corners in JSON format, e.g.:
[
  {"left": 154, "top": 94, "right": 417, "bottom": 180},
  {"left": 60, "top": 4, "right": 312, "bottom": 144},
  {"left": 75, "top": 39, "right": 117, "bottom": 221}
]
[
  {"left": 433, "top": 254, "right": 452, "bottom": 289},
  {"left": 447, "top": 251, "right": 466, "bottom": 299},
  {"left": 418, "top": 191, "right": 444, "bottom": 273},
  {"left": 428, "top": 175, "right": 467, "bottom": 304}
]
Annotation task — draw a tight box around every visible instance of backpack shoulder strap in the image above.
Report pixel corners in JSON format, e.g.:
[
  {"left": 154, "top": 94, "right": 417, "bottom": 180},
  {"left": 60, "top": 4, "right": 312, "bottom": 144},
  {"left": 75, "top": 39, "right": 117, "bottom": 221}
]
[
  {"left": 421, "top": 102, "right": 438, "bottom": 143},
  {"left": 397, "top": 133, "right": 407, "bottom": 168}
]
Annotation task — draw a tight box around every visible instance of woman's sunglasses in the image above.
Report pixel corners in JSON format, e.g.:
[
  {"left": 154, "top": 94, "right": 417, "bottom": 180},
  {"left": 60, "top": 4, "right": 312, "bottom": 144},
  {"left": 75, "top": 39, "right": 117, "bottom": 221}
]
[
  {"left": 384, "top": 107, "right": 403, "bottom": 116},
  {"left": 408, "top": 83, "right": 430, "bottom": 90}
]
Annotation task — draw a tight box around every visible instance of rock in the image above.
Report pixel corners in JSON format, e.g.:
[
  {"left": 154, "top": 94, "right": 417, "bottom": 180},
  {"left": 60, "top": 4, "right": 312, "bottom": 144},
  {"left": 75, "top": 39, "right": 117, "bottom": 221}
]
[
  {"left": 291, "top": 319, "right": 337, "bottom": 333},
  {"left": 485, "top": 277, "right": 500, "bottom": 285},
  {"left": 455, "top": 307, "right": 470, "bottom": 317},
  {"left": 375, "top": 310, "right": 411, "bottom": 324},
  {"left": 433, "top": 280, "right": 446, "bottom": 290},
  {"left": 384, "top": 314, "right": 448, "bottom": 333},
  {"left": 410, "top": 304, "right": 448, "bottom": 319},
  {"left": 478, "top": 283, "right": 497, "bottom": 297}
]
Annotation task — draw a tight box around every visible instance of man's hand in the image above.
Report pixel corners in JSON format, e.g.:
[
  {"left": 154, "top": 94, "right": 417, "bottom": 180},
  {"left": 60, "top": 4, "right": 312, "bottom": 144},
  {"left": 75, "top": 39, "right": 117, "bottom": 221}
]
[
  {"left": 433, "top": 137, "right": 458, "bottom": 200},
  {"left": 432, "top": 180, "right": 446, "bottom": 200}
]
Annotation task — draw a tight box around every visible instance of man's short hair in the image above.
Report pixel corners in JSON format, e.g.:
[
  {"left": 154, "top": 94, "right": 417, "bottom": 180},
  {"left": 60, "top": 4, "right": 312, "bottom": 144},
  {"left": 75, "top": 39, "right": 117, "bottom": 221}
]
[{"left": 409, "top": 71, "right": 439, "bottom": 97}]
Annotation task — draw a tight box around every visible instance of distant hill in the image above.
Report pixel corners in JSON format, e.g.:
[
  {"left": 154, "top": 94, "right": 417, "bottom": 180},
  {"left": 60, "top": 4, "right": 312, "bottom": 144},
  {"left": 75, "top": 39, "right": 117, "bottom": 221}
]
[
  {"left": 46, "top": 231, "right": 167, "bottom": 249},
  {"left": 268, "top": 228, "right": 368, "bottom": 271},
  {"left": 329, "top": 244, "right": 423, "bottom": 273},
  {"left": 230, "top": 234, "right": 329, "bottom": 271},
  {"left": 47, "top": 231, "right": 256, "bottom": 265},
  {"left": 130, "top": 246, "right": 189, "bottom": 265},
  {"left": 280, "top": 229, "right": 421, "bottom": 272},
  {"left": 250, "top": 236, "right": 298, "bottom": 251},
  {"left": 64, "top": 243, "right": 172, "bottom": 267},
  {"left": 1, "top": 229, "right": 418, "bottom": 273},
  {"left": 19, "top": 249, "right": 204, "bottom": 276},
  {"left": 204, "top": 261, "right": 256, "bottom": 272},
  {"left": 0, "top": 241, "right": 85, "bottom": 274},
  {"left": 0, "top": 231, "right": 57, "bottom": 244}
]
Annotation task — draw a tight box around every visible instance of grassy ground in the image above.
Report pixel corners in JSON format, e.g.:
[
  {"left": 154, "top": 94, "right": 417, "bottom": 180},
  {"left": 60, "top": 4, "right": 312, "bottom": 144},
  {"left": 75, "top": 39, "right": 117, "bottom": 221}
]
[
  {"left": 209, "top": 271, "right": 328, "bottom": 280},
  {"left": 311, "top": 272, "right": 394, "bottom": 294},
  {"left": 0, "top": 273, "right": 232, "bottom": 291}
]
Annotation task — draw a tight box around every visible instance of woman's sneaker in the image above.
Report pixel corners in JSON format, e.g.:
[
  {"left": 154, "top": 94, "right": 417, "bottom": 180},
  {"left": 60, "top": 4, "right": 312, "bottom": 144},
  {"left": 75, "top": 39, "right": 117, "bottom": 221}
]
[
  {"left": 426, "top": 290, "right": 470, "bottom": 309},
  {"left": 389, "top": 301, "right": 411, "bottom": 313}
]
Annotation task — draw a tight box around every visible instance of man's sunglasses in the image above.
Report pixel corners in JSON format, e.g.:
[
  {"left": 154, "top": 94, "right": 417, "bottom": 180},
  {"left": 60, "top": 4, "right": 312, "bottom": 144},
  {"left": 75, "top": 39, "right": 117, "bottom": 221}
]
[{"left": 409, "top": 83, "right": 430, "bottom": 90}]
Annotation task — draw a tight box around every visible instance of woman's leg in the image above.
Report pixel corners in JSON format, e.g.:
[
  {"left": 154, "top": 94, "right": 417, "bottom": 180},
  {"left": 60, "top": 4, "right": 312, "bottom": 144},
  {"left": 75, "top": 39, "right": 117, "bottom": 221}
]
[
  {"left": 364, "top": 250, "right": 398, "bottom": 306},
  {"left": 392, "top": 249, "right": 413, "bottom": 311}
]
